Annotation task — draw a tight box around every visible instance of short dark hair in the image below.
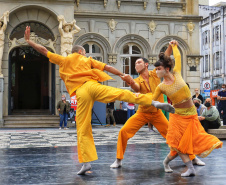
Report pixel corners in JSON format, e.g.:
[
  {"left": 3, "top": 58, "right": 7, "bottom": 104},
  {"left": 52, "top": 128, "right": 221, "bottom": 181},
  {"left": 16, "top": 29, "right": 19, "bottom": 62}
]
[
  {"left": 154, "top": 52, "right": 173, "bottom": 71},
  {"left": 72, "top": 45, "right": 85, "bottom": 53},
  {"left": 140, "top": 57, "right": 149, "bottom": 64},
  {"left": 222, "top": 84, "right": 226, "bottom": 87}
]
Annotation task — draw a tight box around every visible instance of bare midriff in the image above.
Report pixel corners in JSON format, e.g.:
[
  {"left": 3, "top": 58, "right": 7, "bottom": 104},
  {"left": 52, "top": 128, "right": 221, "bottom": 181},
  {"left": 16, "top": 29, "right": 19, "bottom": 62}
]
[{"left": 173, "top": 98, "right": 193, "bottom": 108}]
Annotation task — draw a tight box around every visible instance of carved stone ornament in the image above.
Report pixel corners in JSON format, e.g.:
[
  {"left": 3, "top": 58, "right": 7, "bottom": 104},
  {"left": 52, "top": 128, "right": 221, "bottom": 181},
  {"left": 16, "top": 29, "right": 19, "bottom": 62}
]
[
  {"left": 108, "top": 19, "right": 117, "bottom": 32},
  {"left": 187, "top": 56, "right": 201, "bottom": 67},
  {"left": 148, "top": 20, "right": 156, "bottom": 35},
  {"left": 148, "top": 56, "right": 157, "bottom": 65},
  {"left": 8, "top": 32, "right": 57, "bottom": 54},
  {"left": 108, "top": 53, "right": 117, "bottom": 64},
  {"left": 187, "top": 22, "right": 195, "bottom": 36}
]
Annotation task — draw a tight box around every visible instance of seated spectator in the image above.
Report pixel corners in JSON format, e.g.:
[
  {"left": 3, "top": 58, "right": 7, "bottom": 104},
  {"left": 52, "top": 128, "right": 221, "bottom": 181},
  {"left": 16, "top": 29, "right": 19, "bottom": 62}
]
[
  {"left": 193, "top": 98, "right": 206, "bottom": 116},
  {"left": 198, "top": 98, "right": 221, "bottom": 132}
]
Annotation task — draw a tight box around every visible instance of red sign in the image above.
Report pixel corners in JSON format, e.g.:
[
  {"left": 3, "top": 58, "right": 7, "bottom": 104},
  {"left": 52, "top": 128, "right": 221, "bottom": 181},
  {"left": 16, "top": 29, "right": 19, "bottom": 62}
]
[
  {"left": 210, "top": 89, "right": 220, "bottom": 98},
  {"left": 70, "top": 95, "right": 77, "bottom": 110}
]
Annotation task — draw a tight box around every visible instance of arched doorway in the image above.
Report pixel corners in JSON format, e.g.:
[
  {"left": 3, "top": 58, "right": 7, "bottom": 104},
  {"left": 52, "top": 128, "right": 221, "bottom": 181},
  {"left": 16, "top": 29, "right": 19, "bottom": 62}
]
[
  {"left": 8, "top": 46, "right": 55, "bottom": 115},
  {"left": 8, "top": 21, "right": 56, "bottom": 115}
]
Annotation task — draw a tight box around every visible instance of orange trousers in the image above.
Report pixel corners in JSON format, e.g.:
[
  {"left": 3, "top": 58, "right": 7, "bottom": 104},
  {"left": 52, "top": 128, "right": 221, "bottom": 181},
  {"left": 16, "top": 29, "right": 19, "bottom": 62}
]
[
  {"left": 116, "top": 110, "right": 197, "bottom": 160},
  {"left": 116, "top": 110, "right": 168, "bottom": 159},
  {"left": 75, "top": 81, "right": 153, "bottom": 163}
]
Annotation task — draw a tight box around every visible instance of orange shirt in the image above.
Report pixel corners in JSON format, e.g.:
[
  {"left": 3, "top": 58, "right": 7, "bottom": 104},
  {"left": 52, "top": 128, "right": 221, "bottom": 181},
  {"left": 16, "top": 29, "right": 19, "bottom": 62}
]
[
  {"left": 47, "top": 51, "right": 112, "bottom": 97},
  {"left": 134, "top": 69, "right": 164, "bottom": 113}
]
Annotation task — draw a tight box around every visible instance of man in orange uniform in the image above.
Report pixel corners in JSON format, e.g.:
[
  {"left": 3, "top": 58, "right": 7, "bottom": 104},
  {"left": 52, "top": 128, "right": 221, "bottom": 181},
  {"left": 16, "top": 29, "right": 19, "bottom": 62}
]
[
  {"left": 111, "top": 43, "right": 205, "bottom": 168},
  {"left": 24, "top": 26, "right": 175, "bottom": 175}
]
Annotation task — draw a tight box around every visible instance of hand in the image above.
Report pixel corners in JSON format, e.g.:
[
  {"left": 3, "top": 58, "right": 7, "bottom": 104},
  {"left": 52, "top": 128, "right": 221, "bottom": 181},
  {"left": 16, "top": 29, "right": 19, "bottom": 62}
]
[
  {"left": 169, "top": 40, "right": 178, "bottom": 47},
  {"left": 120, "top": 74, "right": 133, "bottom": 84},
  {"left": 24, "top": 26, "right": 30, "bottom": 42},
  {"left": 57, "top": 15, "right": 64, "bottom": 21},
  {"left": 198, "top": 116, "right": 205, "bottom": 121},
  {"left": 134, "top": 93, "right": 140, "bottom": 97}
]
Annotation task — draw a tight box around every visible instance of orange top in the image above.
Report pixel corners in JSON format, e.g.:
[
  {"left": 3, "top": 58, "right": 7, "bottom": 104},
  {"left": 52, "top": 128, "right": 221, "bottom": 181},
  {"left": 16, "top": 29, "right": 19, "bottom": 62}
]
[
  {"left": 134, "top": 69, "right": 164, "bottom": 113},
  {"left": 47, "top": 51, "right": 112, "bottom": 97},
  {"left": 153, "top": 45, "right": 191, "bottom": 106}
]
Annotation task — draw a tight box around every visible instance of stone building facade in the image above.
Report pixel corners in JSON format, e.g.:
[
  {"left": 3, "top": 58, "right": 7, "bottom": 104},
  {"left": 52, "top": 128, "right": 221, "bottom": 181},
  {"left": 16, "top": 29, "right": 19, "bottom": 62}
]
[
  {"left": 0, "top": 0, "right": 202, "bottom": 125},
  {"left": 199, "top": 4, "right": 226, "bottom": 105}
]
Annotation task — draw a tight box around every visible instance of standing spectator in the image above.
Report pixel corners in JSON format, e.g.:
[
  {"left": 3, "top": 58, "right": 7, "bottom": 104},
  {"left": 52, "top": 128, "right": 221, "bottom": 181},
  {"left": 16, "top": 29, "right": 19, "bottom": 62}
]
[
  {"left": 192, "top": 88, "right": 204, "bottom": 104},
  {"left": 57, "top": 94, "right": 71, "bottom": 129},
  {"left": 127, "top": 103, "right": 135, "bottom": 119},
  {"left": 217, "top": 84, "right": 226, "bottom": 125},
  {"left": 106, "top": 102, "right": 116, "bottom": 126},
  {"left": 193, "top": 98, "right": 206, "bottom": 116},
  {"left": 198, "top": 98, "right": 221, "bottom": 132},
  {"left": 120, "top": 101, "right": 128, "bottom": 111}
]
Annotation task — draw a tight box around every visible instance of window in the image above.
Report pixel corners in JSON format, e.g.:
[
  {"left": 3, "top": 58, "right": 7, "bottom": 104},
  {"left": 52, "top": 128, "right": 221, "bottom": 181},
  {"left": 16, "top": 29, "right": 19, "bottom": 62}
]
[
  {"left": 216, "top": 52, "right": 220, "bottom": 70},
  {"left": 204, "top": 55, "right": 209, "bottom": 72},
  {"left": 121, "top": 44, "right": 142, "bottom": 87},
  {"left": 216, "top": 26, "right": 219, "bottom": 41},
  {"left": 83, "top": 43, "right": 103, "bottom": 62},
  {"left": 204, "top": 31, "right": 209, "bottom": 45}
]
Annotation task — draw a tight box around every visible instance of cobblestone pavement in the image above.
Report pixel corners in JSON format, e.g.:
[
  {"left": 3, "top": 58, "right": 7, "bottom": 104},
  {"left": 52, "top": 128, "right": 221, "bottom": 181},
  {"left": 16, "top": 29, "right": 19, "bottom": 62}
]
[{"left": 0, "top": 125, "right": 165, "bottom": 148}]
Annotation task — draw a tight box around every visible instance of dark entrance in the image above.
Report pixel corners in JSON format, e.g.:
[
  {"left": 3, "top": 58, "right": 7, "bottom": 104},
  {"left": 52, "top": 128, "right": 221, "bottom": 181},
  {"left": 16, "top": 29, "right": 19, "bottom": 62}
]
[{"left": 9, "top": 47, "right": 55, "bottom": 115}]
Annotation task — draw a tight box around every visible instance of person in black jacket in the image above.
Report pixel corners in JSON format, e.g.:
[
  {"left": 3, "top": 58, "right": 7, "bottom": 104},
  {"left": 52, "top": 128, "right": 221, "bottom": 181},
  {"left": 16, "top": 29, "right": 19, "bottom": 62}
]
[
  {"left": 57, "top": 95, "right": 71, "bottom": 129},
  {"left": 192, "top": 88, "right": 204, "bottom": 103}
]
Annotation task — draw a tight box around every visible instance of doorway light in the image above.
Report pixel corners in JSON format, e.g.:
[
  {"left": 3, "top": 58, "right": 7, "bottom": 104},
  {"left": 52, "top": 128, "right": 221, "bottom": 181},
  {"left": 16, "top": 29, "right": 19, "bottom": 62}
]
[
  {"left": 23, "top": 54, "right": 25, "bottom": 59},
  {"left": 21, "top": 65, "right": 23, "bottom": 71}
]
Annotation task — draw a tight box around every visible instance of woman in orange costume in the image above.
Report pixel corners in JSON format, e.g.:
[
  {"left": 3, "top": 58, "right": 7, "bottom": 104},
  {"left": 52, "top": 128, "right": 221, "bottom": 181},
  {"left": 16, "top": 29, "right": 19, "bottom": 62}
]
[{"left": 153, "top": 40, "right": 223, "bottom": 177}]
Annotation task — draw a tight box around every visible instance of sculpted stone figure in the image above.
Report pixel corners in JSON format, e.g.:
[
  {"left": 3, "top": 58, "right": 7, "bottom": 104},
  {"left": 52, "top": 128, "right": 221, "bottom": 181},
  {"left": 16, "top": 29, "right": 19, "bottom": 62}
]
[
  {"left": 0, "top": 11, "right": 9, "bottom": 76},
  {"left": 57, "top": 15, "right": 81, "bottom": 56}
]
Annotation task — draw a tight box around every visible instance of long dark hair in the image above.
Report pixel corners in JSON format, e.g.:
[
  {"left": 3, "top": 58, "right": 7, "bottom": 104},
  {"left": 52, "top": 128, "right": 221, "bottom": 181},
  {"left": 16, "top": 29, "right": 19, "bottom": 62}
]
[{"left": 154, "top": 52, "right": 173, "bottom": 71}]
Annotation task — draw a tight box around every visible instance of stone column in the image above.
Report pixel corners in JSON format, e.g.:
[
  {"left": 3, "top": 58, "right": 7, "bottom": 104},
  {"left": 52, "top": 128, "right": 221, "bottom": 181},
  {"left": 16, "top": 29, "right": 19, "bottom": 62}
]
[{"left": 0, "top": 77, "right": 4, "bottom": 126}]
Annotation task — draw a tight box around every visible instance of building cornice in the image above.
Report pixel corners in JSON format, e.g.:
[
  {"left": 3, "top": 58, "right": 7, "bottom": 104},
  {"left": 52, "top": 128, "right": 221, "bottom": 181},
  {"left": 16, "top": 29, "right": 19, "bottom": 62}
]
[{"left": 74, "top": 12, "right": 202, "bottom": 21}]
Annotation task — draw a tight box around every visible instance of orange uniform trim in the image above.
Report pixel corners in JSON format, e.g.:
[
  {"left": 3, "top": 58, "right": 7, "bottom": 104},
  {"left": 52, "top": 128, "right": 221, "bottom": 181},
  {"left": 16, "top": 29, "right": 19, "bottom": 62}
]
[
  {"left": 134, "top": 69, "right": 164, "bottom": 113},
  {"left": 47, "top": 51, "right": 112, "bottom": 96}
]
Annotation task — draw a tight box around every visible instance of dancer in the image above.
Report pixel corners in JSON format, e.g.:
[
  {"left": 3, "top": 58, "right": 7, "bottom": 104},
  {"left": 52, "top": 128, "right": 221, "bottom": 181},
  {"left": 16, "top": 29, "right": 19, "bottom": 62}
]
[
  {"left": 153, "top": 40, "right": 223, "bottom": 177},
  {"left": 110, "top": 43, "right": 204, "bottom": 168},
  {"left": 24, "top": 26, "right": 175, "bottom": 175}
]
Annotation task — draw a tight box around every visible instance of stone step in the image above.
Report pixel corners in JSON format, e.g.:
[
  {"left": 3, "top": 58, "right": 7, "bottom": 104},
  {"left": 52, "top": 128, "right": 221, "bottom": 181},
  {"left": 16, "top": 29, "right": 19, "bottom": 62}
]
[
  {"left": 3, "top": 115, "right": 62, "bottom": 128},
  {"left": 208, "top": 129, "right": 226, "bottom": 139},
  {"left": 4, "top": 116, "right": 59, "bottom": 121},
  {"left": 220, "top": 125, "right": 226, "bottom": 129}
]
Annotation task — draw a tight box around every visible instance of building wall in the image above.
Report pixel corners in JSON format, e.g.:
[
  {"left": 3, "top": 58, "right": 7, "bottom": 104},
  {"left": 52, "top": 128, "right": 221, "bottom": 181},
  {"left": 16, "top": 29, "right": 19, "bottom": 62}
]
[
  {"left": 199, "top": 5, "right": 226, "bottom": 104},
  {"left": 0, "top": 0, "right": 202, "bottom": 119}
]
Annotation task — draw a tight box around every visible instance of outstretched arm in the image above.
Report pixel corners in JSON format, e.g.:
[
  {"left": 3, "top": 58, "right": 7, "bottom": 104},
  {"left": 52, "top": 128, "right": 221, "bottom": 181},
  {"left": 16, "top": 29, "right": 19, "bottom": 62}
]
[
  {"left": 104, "top": 65, "right": 124, "bottom": 76},
  {"left": 24, "top": 26, "right": 48, "bottom": 57}
]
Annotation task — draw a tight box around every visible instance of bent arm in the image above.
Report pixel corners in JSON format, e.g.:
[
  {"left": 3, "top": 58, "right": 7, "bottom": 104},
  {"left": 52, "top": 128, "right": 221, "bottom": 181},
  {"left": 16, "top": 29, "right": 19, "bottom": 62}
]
[
  {"left": 2, "top": 15, "right": 7, "bottom": 31},
  {"left": 58, "top": 20, "right": 64, "bottom": 36},
  {"left": 164, "top": 44, "right": 172, "bottom": 57},
  {"left": 172, "top": 45, "right": 181, "bottom": 73},
  {"left": 202, "top": 108, "right": 219, "bottom": 121}
]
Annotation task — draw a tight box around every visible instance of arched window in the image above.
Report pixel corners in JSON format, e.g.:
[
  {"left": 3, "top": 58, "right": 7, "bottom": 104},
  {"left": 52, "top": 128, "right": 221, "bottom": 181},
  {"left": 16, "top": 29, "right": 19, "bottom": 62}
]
[
  {"left": 120, "top": 44, "right": 142, "bottom": 87},
  {"left": 83, "top": 42, "right": 103, "bottom": 62}
]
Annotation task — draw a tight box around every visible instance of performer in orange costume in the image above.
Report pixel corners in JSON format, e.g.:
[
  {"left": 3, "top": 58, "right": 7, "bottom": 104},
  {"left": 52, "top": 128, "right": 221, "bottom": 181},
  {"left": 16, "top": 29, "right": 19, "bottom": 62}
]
[
  {"left": 153, "top": 40, "right": 223, "bottom": 177},
  {"left": 111, "top": 43, "right": 205, "bottom": 168},
  {"left": 24, "top": 26, "right": 175, "bottom": 175}
]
